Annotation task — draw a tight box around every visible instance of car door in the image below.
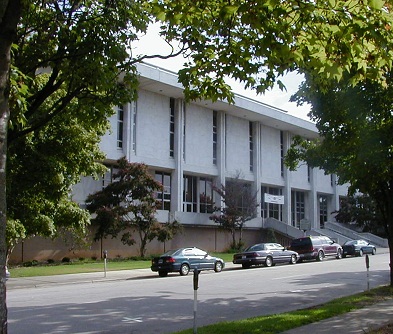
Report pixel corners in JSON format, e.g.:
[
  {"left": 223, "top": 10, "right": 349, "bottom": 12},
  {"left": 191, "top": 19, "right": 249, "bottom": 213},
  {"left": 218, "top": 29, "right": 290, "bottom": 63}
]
[
  {"left": 273, "top": 243, "right": 289, "bottom": 263},
  {"left": 194, "top": 248, "right": 214, "bottom": 270},
  {"left": 183, "top": 248, "right": 199, "bottom": 269},
  {"left": 324, "top": 237, "right": 337, "bottom": 256},
  {"left": 359, "top": 240, "right": 371, "bottom": 253}
]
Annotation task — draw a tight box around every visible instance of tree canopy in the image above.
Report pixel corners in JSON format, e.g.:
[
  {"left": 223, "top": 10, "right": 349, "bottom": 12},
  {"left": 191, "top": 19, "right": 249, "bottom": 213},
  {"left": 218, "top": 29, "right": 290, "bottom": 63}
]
[
  {"left": 286, "top": 71, "right": 393, "bottom": 284},
  {"left": 151, "top": 0, "right": 393, "bottom": 102}
]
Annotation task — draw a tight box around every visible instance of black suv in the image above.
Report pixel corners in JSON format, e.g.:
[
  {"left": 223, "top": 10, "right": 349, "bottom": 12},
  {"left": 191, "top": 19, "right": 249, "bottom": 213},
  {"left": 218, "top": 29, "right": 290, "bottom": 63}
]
[{"left": 289, "top": 236, "right": 343, "bottom": 262}]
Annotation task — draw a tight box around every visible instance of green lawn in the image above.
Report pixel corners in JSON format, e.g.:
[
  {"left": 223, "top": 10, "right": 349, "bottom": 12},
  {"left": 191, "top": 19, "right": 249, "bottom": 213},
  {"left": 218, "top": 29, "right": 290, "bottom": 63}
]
[{"left": 8, "top": 252, "right": 234, "bottom": 278}]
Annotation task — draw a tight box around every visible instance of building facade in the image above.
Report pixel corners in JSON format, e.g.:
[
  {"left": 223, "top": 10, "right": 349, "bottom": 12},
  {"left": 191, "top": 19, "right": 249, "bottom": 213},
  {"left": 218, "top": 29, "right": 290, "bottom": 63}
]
[{"left": 10, "top": 63, "right": 348, "bottom": 263}]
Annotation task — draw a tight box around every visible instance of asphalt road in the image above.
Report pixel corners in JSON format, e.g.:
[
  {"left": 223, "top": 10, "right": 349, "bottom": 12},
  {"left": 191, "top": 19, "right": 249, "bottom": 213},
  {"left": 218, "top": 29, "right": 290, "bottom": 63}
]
[{"left": 7, "top": 252, "right": 391, "bottom": 334}]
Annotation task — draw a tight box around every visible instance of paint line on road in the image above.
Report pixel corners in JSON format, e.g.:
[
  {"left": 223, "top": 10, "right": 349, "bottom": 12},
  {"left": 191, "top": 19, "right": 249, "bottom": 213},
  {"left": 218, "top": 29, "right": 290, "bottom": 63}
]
[{"left": 122, "top": 317, "right": 143, "bottom": 323}]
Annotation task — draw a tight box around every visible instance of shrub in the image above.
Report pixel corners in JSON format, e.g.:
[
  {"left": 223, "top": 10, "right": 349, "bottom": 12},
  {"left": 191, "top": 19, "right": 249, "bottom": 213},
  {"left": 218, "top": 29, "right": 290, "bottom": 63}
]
[
  {"left": 61, "top": 257, "right": 71, "bottom": 263},
  {"left": 23, "top": 260, "right": 39, "bottom": 267}
]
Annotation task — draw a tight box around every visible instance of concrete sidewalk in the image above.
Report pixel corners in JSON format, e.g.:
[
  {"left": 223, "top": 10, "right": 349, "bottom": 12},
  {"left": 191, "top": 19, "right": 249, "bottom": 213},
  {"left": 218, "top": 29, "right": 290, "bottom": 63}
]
[
  {"left": 281, "top": 298, "right": 393, "bottom": 334},
  {"left": 7, "top": 254, "right": 393, "bottom": 334}
]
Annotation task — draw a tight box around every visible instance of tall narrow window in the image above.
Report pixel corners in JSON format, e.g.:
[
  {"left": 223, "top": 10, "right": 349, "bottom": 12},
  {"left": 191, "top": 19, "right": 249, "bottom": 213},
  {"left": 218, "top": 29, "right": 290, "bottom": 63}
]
[
  {"left": 280, "top": 131, "right": 284, "bottom": 177},
  {"left": 132, "top": 101, "right": 137, "bottom": 152},
  {"left": 291, "top": 191, "right": 305, "bottom": 228},
  {"left": 199, "top": 177, "right": 214, "bottom": 213},
  {"left": 319, "top": 195, "right": 328, "bottom": 228},
  {"left": 155, "top": 172, "right": 171, "bottom": 210},
  {"left": 307, "top": 165, "right": 311, "bottom": 182},
  {"left": 183, "top": 175, "right": 197, "bottom": 212},
  {"left": 183, "top": 103, "right": 186, "bottom": 161},
  {"left": 117, "top": 105, "right": 124, "bottom": 148},
  {"left": 249, "top": 122, "right": 254, "bottom": 172},
  {"left": 169, "top": 98, "right": 175, "bottom": 158},
  {"left": 213, "top": 111, "right": 217, "bottom": 165}
]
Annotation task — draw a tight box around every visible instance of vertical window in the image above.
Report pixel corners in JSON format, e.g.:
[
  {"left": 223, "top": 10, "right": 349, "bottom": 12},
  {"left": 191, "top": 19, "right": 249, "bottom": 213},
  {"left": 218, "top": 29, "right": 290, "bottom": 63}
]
[
  {"left": 213, "top": 111, "right": 217, "bottom": 165},
  {"left": 249, "top": 122, "right": 253, "bottom": 172},
  {"left": 226, "top": 181, "right": 252, "bottom": 214},
  {"left": 331, "top": 174, "right": 334, "bottom": 187},
  {"left": 291, "top": 191, "right": 305, "bottom": 228},
  {"left": 117, "top": 105, "right": 124, "bottom": 148},
  {"left": 102, "top": 166, "right": 116, "bottom": 189},
  {"left": 307, "top": 165, "right": 311, "bottom": 183},
  {"left": 183, "top": 102, "right": 186, "bottom": 161},
  {"left": 280, "top": 131, "right": 284, "bottom": 177},
  {"left": 319, "top": 195, "right": 328, "bottom": 228},
  {"left": 199, "top": 177, "right": 214, "bottom": 213},
  {"left": 170, "top": 98, "right": 175, "bottom": 158},
  {"left": 155, "top": 172, "right": 171, "bottom": 210},
  {"left": 132, "top": 101, "right": 137, "bottom": 153},
  {"left": 261, "top": 186, "right": 283, "bottom": 221},
  {"left": 183, "top": 175, "right": 197, "bottom": 212}
]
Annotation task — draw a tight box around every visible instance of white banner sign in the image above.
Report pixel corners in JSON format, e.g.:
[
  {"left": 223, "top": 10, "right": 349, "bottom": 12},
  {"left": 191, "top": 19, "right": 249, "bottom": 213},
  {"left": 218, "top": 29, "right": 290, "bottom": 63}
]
[{"left": 264, "top": 193, "right": 284, "bottom": 205}]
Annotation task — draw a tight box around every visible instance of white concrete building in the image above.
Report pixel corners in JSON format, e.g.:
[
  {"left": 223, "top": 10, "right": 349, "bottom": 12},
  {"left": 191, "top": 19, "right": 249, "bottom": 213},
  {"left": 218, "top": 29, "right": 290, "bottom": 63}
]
[{"left": 70, "top": 63, "right": 348, "bottom": 255}]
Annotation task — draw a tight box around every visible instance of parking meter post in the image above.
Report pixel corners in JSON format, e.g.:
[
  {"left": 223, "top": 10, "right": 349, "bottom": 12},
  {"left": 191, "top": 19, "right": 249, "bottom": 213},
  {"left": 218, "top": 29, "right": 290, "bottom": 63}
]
[
  {"left": 366, "top": 255, "right": 370, "bottom": 291},
  {"left": 103, "top": 250, "right": 108, "bottom": 278},
  {"left": 193, "top": 268, "right": 199, "bottom": 334}
]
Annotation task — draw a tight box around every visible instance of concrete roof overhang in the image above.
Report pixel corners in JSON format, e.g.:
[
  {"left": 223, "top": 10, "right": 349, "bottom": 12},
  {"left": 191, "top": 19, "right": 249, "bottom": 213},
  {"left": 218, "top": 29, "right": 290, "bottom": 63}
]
[{"left": 136, "top": 62, "right": 318, "bottom": 140}]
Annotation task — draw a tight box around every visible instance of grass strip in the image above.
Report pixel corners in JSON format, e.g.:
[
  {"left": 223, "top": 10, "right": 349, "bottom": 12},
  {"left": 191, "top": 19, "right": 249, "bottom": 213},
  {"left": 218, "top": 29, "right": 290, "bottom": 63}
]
[{"left": 8, "top": 252, "right": 234, "bottom": 278}]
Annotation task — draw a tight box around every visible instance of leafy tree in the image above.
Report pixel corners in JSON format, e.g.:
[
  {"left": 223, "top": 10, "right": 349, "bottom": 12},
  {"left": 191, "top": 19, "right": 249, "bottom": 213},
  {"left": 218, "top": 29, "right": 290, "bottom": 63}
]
[
  {"left": 286, "top": 71, "right": 393, "bottom": 285},
  {"left": 333, "top": 195, "right": 385, "bottom": 237},
  {"left": 151, "top": 1, "right": 393, "bottom": 102},
  {"left": 210, "top": 173, "right": 258, "bottom": 251},
  {"left": 86, "top": 157, "right": 181, "bottom": 258},
  {"left": 0, "top": 1, "right": 393, "bottom": 332}
]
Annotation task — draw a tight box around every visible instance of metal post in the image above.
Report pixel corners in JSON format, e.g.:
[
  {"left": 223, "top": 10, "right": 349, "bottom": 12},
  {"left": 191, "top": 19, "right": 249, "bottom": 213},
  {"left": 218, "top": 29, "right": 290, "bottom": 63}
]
[
  {"left": 193, "top": 269, "right": 199, "bottom": 334},
  {"left": 103, "top": 250, "right": 108, "bottom": 278},
  {"left": 365, "top": 254, "right": 370, "bottom": 291}
]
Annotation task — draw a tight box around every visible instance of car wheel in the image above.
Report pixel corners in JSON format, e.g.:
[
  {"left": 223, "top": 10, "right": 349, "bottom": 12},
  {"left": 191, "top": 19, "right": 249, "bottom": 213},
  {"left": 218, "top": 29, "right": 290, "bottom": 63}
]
[
  {"left": 336, "top": 249, "right": 343, "bottom": 259},
  {"left": 264, "top": 256, "right": 273, "bottom": 267},
  {"left": 358, "top": 249, "right": 363, "bottom": 257},
  {"left": 372, "top": 248, "right": 376, "bottom": 255},
  {"left": 214, "top": 261, "right": 223, "bottom": 272},
  {"left": 158, "top": 271, "right": 168, "bottom": 277},
  {"left": 242, "top": 263, "right": 251, "bottom": 269},
  {"left": 180, "top": 263, "right": 190, "bottom": 276},
  {"left": 289, "top": 254, "right": 297, "bottom": 264},
  {"left": 316, "top": 251, "right": 324, "bottom": 261}
]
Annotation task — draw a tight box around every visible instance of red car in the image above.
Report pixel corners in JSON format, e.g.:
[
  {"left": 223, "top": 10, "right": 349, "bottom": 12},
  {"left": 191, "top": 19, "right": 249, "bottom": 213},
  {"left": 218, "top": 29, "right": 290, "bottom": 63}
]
[{"left": 289, "top": 236, "right": 343, "bottom": 262}]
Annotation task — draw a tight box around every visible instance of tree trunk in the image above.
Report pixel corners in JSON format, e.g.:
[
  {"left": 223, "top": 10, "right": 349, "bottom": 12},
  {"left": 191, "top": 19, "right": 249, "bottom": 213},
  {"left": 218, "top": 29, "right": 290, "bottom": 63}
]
[
  {"left": 389, "top": 239, "right": 393, "bottom": 287},
  {"left": 0, "top": 1, "right": 22, "bottom": 332}
]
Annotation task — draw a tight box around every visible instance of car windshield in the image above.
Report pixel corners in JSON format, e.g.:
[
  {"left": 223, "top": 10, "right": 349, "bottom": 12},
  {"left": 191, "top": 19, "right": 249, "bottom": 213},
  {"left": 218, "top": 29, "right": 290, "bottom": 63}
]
[{"left": 344, "top": 241, "right": 356, "bottom": 245}]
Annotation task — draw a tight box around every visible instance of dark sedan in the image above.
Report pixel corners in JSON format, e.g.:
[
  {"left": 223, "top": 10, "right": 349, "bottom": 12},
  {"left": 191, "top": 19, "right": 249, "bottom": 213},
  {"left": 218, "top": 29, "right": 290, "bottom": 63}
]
[
  {"left": 151, "top": 247, "right": 225, "bottom": 277},
  {"left": 342, "top": 239, "right": 377, "bottom": 257},
  {"left": 233, "top": 243, "right": 298, "bottom": 269}
]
